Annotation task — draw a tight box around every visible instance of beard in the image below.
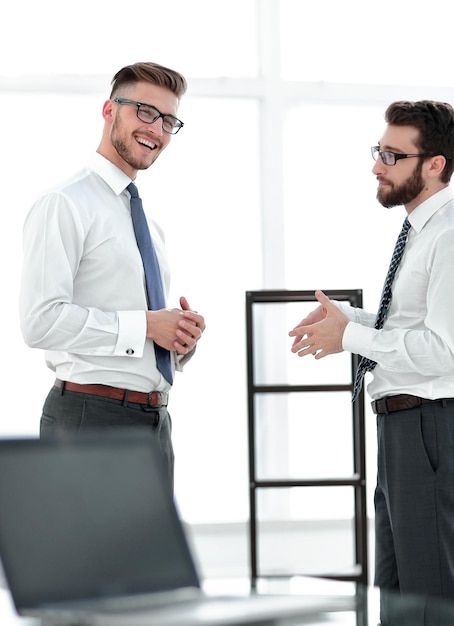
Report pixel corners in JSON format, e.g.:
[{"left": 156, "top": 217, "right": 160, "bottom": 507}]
[
  {"left": 377, "top": 162, "right": 425, "bottom": 208},
  {"left": 110, "top": 118, "right": 153, "bottom": 171}
]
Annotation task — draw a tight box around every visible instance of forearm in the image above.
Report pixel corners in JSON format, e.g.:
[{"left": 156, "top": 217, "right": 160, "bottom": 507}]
[
  {"left": 343, "top": 321, "right": 454, "bottom": 377},
  {"left": 20, "top": 302, "right": 147, "bottom": 358}
]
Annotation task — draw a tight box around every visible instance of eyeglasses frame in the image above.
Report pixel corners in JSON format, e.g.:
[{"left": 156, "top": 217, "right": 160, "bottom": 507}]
[
  {"left": 112, "top": 97, "right": 184, "bottom": 134},
  {"left": 371, "top": 146, "right": 434, "bottom": 166}
]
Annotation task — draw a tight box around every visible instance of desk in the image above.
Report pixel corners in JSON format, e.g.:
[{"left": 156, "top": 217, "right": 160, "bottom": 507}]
[
  {"left": 0, "top": 578, "right": 366, "bottom": 626},
  {"left": 2, "top": 577, "right": 454, "bottom": 625}
]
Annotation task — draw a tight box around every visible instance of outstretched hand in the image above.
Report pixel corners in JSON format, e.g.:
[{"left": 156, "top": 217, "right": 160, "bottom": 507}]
[{"left": 288, "top": 290, "right": 349, "bottom": 359}]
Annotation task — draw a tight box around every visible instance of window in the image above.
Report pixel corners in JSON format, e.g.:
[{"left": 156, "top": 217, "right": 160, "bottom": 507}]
[{"left": 3, "top": 0, "right": 454, "bottom": 527}]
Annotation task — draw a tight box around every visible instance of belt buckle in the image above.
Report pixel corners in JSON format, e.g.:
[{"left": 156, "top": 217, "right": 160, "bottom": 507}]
[{"left": 147, "top": 391, "right": 160, "bottom": 408}]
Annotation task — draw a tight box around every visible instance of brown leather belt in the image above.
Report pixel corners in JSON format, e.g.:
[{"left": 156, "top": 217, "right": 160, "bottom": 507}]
[
  {"left": 371, "top": 394, "right": 453, "bottom": 415},
  {"left": 55, "top": 379, "right": 168, "bottom": 407}
]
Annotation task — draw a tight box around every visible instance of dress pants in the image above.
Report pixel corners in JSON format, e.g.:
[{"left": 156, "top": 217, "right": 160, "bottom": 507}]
[
  {"left": 40, "top": 384, "right": 175, "bottom": 489},
  {"left": 375, "top": 400, "right": 454, "bottom": 624}
]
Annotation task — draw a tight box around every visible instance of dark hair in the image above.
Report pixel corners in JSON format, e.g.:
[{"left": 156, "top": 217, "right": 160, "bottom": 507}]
[
  {"left": 109, "top": 61, "right": 187, "bottom": 100},
  {"left": 385, "top": 100, "right": 454, "bottom": 183}
]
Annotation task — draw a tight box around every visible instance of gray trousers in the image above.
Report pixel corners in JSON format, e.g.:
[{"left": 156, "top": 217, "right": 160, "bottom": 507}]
[
  {"left": 375, "top": 400, "right": 454, "bottom": 623},
  {"left": 40, "top": 384, "right": 175, "bottom": 489}
]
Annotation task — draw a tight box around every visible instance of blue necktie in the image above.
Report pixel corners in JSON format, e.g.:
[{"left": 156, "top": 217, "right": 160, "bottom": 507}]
[
  {"left": 127, "top": 182, "right": 173, "bottom": 385},
  {"left": 352, "top": 217, "right": 411, "bottom": 401}
]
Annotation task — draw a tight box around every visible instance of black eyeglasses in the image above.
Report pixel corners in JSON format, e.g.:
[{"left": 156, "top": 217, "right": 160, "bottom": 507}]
[
  {"left": 112, "top": 98, "right": 184, "bottom": 135},
  {"left": 371, "top": 145, "right": 433, "bottom": 166}
]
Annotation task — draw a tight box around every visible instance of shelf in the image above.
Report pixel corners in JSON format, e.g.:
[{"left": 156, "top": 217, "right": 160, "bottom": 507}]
[{"left": 246, "top": 289, "right": 368, "bottom": 588}]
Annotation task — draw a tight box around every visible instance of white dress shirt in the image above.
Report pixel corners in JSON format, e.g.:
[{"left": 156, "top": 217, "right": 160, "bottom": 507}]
[
  {"left": 19, "top": 153, "right": 178, "bottom": 392},
  {"left": 341, "top": 186, "right": 454, "bottom": 400}
]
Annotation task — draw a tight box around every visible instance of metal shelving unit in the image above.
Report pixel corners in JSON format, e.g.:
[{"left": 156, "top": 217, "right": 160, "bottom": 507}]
[{"left": 246, "top": 289, "right": 368, "bottom": 589}]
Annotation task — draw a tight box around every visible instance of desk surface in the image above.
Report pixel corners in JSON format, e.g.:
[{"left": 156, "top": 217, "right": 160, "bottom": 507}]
[
  {"left": 3, "top": 577, "right": 454, "bottom": 626},
  {"left": 0, "top": 578, "right": 370, "bottom": 626}
]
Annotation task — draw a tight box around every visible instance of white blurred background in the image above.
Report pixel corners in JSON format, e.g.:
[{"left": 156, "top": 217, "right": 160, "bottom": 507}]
[{"left": 2, "top": 0, "right": 454, "bottom": 582}]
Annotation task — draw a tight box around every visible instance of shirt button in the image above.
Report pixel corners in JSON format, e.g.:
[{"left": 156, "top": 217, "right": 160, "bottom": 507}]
[{"left": 126, "top": 348, "right": 135, "bottom": 355}]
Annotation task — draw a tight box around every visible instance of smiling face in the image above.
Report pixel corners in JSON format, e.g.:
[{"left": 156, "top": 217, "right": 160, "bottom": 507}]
[{"left": 98, "top": 81, "right": 180, "bottom": 179}]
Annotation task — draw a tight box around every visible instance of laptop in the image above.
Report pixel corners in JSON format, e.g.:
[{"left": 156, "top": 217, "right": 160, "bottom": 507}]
[{"left": 0, "top": 432, "right": 355, "bottom": 626}]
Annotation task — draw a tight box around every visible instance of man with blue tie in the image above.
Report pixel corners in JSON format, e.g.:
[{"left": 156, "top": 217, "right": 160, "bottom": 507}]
[
  {"left": 288, "top": 101, "right": 454, "bottom": 619},
  {"left": 19, "top": 62, "right": 206, "bottom": 487}
]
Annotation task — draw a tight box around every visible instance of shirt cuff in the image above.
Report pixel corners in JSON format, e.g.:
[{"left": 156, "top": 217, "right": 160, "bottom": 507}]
[
  {"left": 115, "top": 311, "right": 147, "bottom": 358},
  {"left": 342, "top": 321, "right": 375, "bottom": 358}
]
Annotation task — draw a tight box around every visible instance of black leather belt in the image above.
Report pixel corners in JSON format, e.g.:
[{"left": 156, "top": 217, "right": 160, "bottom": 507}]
[
  {"left": 55, "top": 379, "right": 168, "bottom": 407},
  {"left": 371, "top": 394, "right": 453, "bottom": 415}
]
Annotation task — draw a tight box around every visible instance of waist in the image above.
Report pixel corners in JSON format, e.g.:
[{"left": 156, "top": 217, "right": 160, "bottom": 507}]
[
  {"left": 371, "top": 394, "right": 454, "bottom": 415},
  {"left": 55, "top": 379, "right": 168, "bottom": 407}
]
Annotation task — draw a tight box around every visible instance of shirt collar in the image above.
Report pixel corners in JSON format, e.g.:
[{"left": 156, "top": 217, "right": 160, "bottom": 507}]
[
  {"left": 409, "top": 186, "right": 454, "bottom": 233},
  {"left": 89, "top": 153, "right": 134, "bottom": 196}
]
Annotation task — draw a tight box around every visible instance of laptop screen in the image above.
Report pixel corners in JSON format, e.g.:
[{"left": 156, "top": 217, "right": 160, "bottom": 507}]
[{"left": 0, "top": 432, "right": 201, "bottom": 611}]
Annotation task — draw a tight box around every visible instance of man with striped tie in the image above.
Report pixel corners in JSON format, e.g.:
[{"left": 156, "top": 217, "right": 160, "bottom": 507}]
[{"left": 289, "top": 101, "right": 454, "bottom": 618}]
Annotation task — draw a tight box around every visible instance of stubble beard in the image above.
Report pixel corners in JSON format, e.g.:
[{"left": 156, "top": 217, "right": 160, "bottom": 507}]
[{"left": 110, "top": 118, "right": 152, "bottom": 172}]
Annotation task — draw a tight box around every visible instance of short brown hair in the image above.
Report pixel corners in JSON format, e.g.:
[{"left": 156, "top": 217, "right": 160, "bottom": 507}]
[
  {"left": 109, "top": 62, "right": 187, "bottom": 100},
  {"left": 385, "top": 100, "right": 454, "bottom": 183}
]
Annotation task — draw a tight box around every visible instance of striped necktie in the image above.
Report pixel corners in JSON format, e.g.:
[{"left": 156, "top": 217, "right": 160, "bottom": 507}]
[
  {"left": 127, "top": 182, "right": 173, "bottom": 385},
  {"left": 352, "top": 217, "right": 411, "bottom": 401}
]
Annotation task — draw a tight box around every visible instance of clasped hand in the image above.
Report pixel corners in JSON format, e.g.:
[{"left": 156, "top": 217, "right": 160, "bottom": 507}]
[
  {"left": 288, "top": 290, "right": 348, "bottom": 359},
  {"left": 146, "top": 296, "right": 206, "bottom": 355}
]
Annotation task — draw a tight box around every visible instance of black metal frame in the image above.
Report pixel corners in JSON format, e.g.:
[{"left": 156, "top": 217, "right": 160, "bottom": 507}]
[{"left": 246, "top": 289, "right": 368, "bottom": 588}]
